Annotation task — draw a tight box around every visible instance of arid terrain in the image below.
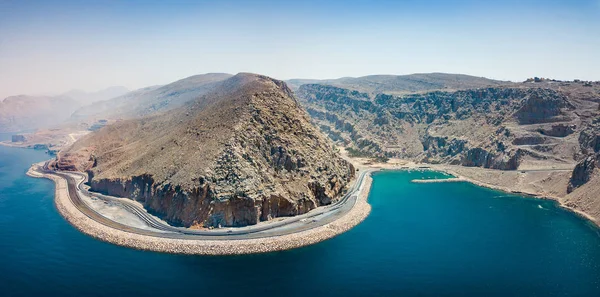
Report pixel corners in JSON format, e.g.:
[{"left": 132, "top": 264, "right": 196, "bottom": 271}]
[
  {"left": 295, "top": 75, "right": 600, "bottom": 224},
  {"left": 71, "top": 73, "right": 233, "bottom": 121},
  {"left": 0, "top": 87, "right": 128, "bottom": 133},
  {"left": 5, "top": 72, "right": 600, "bottom": 229},
  {"left": 51, "top": 73, "right": 355, "bottom": 228}
]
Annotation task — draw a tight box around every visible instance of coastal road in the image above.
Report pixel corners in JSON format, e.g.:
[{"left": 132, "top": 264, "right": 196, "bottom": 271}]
[{"left": 37, "top": 163, "right": 372, "bottom": 240}]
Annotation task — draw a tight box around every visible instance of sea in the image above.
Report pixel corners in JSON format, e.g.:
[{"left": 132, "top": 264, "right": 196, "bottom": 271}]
[{"left": 1, "top": 132, "right": 599, "bottom": 297}]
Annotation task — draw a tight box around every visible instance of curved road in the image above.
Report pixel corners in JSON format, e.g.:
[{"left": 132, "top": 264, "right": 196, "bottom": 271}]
[{"left": 37, "top": 163, "right": 372, "bottom": 240}]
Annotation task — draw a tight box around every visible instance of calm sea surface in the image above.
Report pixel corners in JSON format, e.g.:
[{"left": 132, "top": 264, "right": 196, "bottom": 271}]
[{"left": 1, "top": 133, "right": 599, "bottom": 297}]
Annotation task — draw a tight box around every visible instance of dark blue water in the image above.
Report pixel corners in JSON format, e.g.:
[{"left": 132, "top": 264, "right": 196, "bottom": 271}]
[{"left": 1, "top": 138, "right": 599, "bottom": 297}]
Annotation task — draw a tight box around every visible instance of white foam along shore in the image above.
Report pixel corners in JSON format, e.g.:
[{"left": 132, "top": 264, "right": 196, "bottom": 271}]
[{"left": 27, "top": 164, "right": 374, "bottom": 255}]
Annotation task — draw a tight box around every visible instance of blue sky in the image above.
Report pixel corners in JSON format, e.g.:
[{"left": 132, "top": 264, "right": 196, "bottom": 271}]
[{"left": 0, "top": 0, "right": 598, "bottom": 98}]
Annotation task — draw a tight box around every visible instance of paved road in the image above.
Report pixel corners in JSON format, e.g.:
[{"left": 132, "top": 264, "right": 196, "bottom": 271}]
[{"left": 38, "top": 163, "right": 372, "bottom": 240}]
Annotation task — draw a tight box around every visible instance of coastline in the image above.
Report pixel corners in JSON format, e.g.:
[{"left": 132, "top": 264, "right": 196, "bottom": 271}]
[
  {"left": 434, "top": 167, "right": 600, "bottom": 228},
  {"left": 25, "top": 153, "right": 598, "bottom": 255},
  {"left": 27, "top": 164, "right": 374, "bottom": 255},
  {"left": 0, "top": 141, "right": 29, "bottom": 148},
  {"left": 358, "top": 159, "right": 599, "bottom": 229}
]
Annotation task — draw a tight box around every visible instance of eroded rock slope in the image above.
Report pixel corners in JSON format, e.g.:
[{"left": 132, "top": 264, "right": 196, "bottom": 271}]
[
  {"left": 53, "top": 73, "right": 355, "bottom": 228},
  {"left": 297, "top": 80, "right": 599, "bottom": 171}
]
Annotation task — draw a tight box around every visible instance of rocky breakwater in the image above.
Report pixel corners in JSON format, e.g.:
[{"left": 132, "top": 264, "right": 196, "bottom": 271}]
[{"left": 54, "top": 73, "right": 355, "bottom": 228}]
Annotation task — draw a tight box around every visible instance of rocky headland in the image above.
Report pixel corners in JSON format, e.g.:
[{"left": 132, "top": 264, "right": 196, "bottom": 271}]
[
  {"left": 27, "top": 162, "right": 373, "bottom": 255},
  {"left": 51, "top": 73, "right": 355, "bottom": 228}
]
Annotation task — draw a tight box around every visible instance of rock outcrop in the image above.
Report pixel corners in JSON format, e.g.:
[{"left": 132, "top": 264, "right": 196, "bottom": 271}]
[
  {"left": 55, "top": 73, "right": 355, "bottom": 228},
  {"left": 568, "top": 155, "right": 597, "bottom": 193},
  {"left": 11, "top": 134, "right": 27, "bottom": 142},
  {"left": 568, "top": 122, "right": 600, "bottom": 192},
  {"left": 537, "top": 124, "right": 576, "bottom": 137},
  {"left": 297, "top": 80, "right": 596, "bottom": 171},
  {"left": 514, "top": 91, "right": 574, "bottom": 124}
]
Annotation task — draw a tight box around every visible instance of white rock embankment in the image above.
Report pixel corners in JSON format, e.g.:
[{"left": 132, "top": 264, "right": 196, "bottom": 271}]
[{"left": 28, "top": 165, "right": 373, "bottom": 255}]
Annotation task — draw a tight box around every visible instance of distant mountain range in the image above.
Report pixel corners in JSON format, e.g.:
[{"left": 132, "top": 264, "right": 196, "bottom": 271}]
[
  {"left": 0, "top": 72, "right": 507, "bottom": 133},
  {"left": 71, "top": 73, "right": 232, "bottom": 121},
  {"left": 0, "top": 86, "right": 129, "bottom": 133},
  {"left": 287, "top": 73, "right": 508, "bottom": 95}
]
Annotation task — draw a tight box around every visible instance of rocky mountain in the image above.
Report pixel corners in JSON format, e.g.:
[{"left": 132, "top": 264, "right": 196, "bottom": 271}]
[
  {"left": 297, "top": 79, "right": 599, "bottom": 170},
  {"left": 52, "top": 73, "right": 355, "bottom": 228},
  {"left": 0, "top": 95, "right": 79, "bottom": 133},
  {"left": 71, "top": 73, "right": 232, "bottom": 121},
  {"left": 288, "top": 73, "right": 507, "bottom": 95},
  {"left": 62, "top": 86, "right": 130, "bottom": 105},
  {"left": 0, "top": 87, "right": 129, "bottom": 133},
  {"left": 296, "top": 75, "right": 600, "bottom": 222},
  {"left": 567, "top": 120, "right": 600, "bottom": 192}
]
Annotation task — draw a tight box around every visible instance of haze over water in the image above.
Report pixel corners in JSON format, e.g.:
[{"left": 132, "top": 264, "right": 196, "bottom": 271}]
[{"left": 0, "top": 138, "right": 599, "bottom": 296}]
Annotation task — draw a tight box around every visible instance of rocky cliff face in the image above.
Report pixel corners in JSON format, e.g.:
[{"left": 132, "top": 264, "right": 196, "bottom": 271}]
[
  {"left": 55, "top": 73, "right": 355, "bottom": 228},
  {"left": 297, "top": 81, "right": 596, "bottom": 171},
  {"left": 568, "top": 122, "right": 600, "bottom": 193},
  {"left": 568, "top": 155, "right": 597, "bottom": 193},
  {"left": 297, "top": 76, "right": 600, "bottom": 225}
]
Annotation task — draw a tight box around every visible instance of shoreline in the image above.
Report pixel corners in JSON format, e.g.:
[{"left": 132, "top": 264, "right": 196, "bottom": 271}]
[
  {"left": 364, "top": 161, "right": 599, "bottom": 229},
  {"left": 25, "top": 154, "right": 599, "bottom": 255},
  {"left": 434, "top": 167, "right": 600, "bottom": 229},
  {"left": 27, "top": 164, "right": 374, "bottom": 255}
]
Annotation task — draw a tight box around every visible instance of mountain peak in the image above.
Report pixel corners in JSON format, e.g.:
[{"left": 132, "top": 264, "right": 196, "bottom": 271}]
[{"left": 54, "top": 73, "right": 353, "bottom": 228}]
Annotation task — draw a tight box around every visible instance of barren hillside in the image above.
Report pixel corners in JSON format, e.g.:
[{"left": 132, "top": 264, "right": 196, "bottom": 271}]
[
  {"left": 296, "top": 76, "right": 600, "bottom": 222},
  {"left": 71, "top": 73, "right": 232, "bottom": 121},
  {"left": 53, "top": 73, "right": 355, "bottom": 228}
]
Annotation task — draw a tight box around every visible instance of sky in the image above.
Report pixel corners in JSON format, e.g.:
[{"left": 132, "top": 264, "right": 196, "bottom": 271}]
[{"left": 0, "top": 0, "right": 599, "bottom": 99}]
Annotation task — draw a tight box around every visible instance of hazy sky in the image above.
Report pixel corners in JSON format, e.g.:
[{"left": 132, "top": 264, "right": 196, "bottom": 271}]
[{"left": 0, "top": 0, "right": 599, "bottom": 99}]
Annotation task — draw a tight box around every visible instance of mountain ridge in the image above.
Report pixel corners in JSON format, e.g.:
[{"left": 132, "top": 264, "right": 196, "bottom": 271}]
[
  {"left": 71, "top": 73, "right": 233, "bottom": 121},
  {"left": 0, "top": 86, "right": 129, "bottom": 133},
  {"left": 287, "top": 72, "right": 509, "bottom": 95}
]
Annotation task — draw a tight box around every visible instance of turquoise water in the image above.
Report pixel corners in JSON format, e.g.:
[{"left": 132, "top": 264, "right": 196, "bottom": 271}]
[{"left": 1, "top": 139, "right": 599, "bottom": 296}]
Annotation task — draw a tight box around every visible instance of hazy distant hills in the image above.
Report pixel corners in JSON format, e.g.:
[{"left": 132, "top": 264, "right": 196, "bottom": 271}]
[
  {"left": 62, "top": 86, "right": 129, "bottom": 105},
  {"left": 71, "top": 73, "right": 233, "bottom": 120},
  {"left": 0, "top": 87, "right": 129, "bottom": 133},
  {"left": 0, "top": 95, "right": 79, "bottom": 133},
  {"left": 288, "top": 73, "right": 508, "bottom": 95},
  {"left": 1, "top": 73, "right": 233, "bottom": 132},
  {"left": 70, "top": 86, "right": 161, "bottom": 121},
  {"left": 1, "top": 72, "right": 504, "bottom": 133}
]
